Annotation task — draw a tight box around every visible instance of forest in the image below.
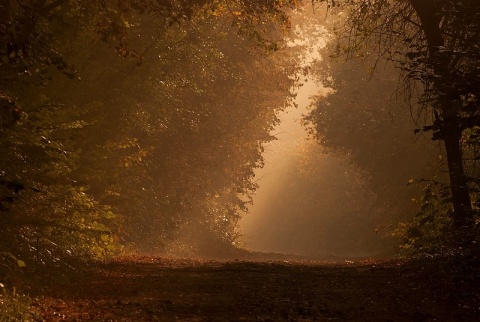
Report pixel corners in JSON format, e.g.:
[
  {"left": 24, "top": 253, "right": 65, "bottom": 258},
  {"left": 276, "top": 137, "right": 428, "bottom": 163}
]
[{"left": 1, "top": 0, "right": 479, "bottom": 320}]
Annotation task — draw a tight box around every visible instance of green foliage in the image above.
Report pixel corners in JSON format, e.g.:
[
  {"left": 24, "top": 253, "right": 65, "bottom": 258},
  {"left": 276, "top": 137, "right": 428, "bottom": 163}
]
[
  {"left": 391, "top": 185, "right": 454, "bottom": 256},
  {"left": 0, "top": 284, "right": 38, "bottom": 322},
  {"left": 0, "top": 96, "right": 123, "bottom": 286}
]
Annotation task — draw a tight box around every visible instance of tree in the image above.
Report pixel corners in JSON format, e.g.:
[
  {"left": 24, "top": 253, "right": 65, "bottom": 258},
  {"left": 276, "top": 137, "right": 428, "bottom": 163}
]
[
  {"left": 0, "top": 0, "right": 296, "bottom": 87},
  {"left": 311, "top": 0, "right": 480, "bottom": 231},
  {"left": 0, "top": 0, "right": 297, "bottom": 268},
  {"left": 305, "top": 52, "right": 440, "bottom": 225}
]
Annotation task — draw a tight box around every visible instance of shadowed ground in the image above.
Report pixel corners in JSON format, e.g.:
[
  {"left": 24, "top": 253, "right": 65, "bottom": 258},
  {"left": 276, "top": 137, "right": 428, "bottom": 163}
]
[{"left": 34, "top": 255, "right": 479, "bottom": 321}]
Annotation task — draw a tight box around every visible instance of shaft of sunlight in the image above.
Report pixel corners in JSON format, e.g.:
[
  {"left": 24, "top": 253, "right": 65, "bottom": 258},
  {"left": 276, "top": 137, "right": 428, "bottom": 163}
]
[{"left": 238, "top": 18, "right": 329, "bottom": 255}]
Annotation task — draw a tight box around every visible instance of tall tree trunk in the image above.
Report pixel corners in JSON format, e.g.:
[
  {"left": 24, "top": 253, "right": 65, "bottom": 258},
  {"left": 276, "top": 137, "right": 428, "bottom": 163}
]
[
  {"left": 410, "top": 0, "right": 473, "bottom": 227},
  {"left": 443, "top": 113, "right": 474, "bottom": 227}
]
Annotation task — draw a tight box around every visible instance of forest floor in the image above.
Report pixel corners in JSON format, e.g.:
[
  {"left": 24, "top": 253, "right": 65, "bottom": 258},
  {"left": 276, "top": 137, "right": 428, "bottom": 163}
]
[{"left": 31, "top": 253, "right": 480, "bottom": 321}]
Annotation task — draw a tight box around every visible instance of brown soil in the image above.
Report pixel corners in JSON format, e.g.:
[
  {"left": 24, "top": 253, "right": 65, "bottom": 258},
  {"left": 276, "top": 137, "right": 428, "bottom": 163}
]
[{"left": 33, "top": 255, "right": 480, "bottom": 321}]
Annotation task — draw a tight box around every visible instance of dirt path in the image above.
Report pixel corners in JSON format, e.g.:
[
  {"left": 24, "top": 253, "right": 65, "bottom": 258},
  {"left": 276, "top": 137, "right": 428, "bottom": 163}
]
[{"left": 34, "top": 256, "right": 479, "bottom": 321}]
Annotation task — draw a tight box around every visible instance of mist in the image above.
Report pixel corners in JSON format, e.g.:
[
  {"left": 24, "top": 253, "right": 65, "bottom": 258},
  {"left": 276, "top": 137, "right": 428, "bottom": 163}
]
[
  {"left": 239, "top": 82, "right": 385, "bottom": 259},
  {"left": 239, "top": 61, "right": 385, "bottom": 259}
]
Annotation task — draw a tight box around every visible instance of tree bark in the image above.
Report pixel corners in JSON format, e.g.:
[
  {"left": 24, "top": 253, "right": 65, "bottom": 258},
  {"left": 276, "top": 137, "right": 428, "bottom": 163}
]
[
  {"left": 409, "top": 0, "right": 473, "bottom": 227},
  {"left": 442, "top": 120, "right": 473, "bottom": 227}
]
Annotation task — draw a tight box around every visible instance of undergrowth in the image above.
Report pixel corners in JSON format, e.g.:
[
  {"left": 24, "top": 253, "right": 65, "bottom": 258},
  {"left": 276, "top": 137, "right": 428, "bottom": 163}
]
[{"left": 0, "top": 284, "right": 39, "bottom": 322}]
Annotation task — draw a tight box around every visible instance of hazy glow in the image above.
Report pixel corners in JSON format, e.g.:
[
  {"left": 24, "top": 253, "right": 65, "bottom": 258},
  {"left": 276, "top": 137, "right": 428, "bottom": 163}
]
[
  {"left": 239, "top": 26, "right": 330, "bottom": 255},
  {"left": 238, "top": 14, "right": 387, "bottom": 259},
  {"left": 238, "top": 8, "right": 406, "bottom": 259}
]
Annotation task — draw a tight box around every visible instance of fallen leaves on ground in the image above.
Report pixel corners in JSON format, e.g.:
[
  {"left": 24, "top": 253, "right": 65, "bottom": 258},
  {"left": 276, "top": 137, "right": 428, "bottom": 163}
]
[{"left": 32, "top": 255, "right": 479, "bottom": 321}]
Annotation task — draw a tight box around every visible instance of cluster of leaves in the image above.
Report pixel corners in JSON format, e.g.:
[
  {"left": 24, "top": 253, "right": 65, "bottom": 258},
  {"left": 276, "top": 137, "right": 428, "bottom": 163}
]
[
  {"left": 217, "top": 0, "right": 299, "bottom": 51},
  {"left": 0, "top": 99, "right": 123, "bottom": 290},
  {"left": 391, "top": 184, "right": 453, "bottom": 256}
]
